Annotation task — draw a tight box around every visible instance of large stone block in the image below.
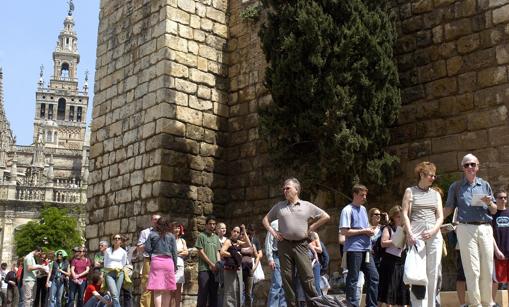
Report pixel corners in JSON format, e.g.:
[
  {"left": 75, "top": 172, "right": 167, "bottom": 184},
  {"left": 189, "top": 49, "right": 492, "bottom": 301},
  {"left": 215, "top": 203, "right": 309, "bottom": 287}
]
[
  {"left": 444, "top": 18, "right": 472, "bottom": 41},
  {"left": 189, "top": 68, "right": 215, "bottom": 87},
  {"left": 477, "top": 66, "right": 507, "bottom": 88},
  {"left": 413, "top": 0, "right": 434, "bottom": 13},
  {"left": 493, "top": 4, "right": 509, "bottom": 24},
  {"left": 426, "top": 77, "right": 458, "bottom": 98},
  {"left": 457, "top": 33, "right": 480, "bottom": 54},
  {"left": 496, "top": 43, "right": 509, "bottom": 64},
  {"left": 177, "top": 0, "right": 195, "bottom": 13},
  {"left": 419, "top": 60, "right": 447, "bottom": 82}
]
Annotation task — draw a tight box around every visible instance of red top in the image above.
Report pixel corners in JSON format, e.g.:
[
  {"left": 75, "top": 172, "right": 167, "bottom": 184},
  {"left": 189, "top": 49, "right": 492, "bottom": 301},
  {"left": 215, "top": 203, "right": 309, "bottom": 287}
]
[
  {"left": 16, "top": 265, "right": 23, "bottom": 282},
  {"left": 84, "top": 283, "right": 101, "bottom": 303},
  {"left": 71, "top": 257, "right": 90, "bottom": 281}
]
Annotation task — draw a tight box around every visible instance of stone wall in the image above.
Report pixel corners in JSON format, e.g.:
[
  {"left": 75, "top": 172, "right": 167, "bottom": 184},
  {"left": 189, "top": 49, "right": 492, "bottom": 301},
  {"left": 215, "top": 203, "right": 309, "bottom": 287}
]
[
  {"left": 389, "top": 0, "right": 509, "bottom": 288},
  {"left": 87, "top": 0, "right": 229, "bottom": 302},
  {"left": 391, "top": 0, "right": 509, "bottom": 185},
  {"left": 88, "top": 0, "right": 509, "bottom": 304}
]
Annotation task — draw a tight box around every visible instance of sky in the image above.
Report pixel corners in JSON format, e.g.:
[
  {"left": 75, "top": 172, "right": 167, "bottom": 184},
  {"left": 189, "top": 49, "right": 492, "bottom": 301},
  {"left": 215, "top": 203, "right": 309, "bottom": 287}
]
[{"left": 0, "top": 0, "right": 100, "bottom": 145}]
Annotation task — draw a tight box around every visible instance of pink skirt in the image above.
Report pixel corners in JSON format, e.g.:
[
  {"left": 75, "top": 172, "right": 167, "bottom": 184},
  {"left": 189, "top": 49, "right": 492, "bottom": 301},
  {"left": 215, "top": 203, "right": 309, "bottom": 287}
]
[{"left": 147, "top": 255, "right": 177, "bottom": 291}]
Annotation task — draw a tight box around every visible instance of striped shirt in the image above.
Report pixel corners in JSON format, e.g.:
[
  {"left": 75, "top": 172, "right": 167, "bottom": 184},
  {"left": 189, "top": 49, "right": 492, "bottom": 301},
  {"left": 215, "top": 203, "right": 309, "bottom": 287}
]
[{"left": 409, "top": 186, "right": 439, "bottom": 224}]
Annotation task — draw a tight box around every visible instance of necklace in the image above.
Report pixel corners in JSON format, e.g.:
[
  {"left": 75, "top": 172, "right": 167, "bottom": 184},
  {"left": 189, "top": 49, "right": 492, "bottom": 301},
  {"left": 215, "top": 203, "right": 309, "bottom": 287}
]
[{"left": 417, "top": 184, "right": 430, "bottom": 192}]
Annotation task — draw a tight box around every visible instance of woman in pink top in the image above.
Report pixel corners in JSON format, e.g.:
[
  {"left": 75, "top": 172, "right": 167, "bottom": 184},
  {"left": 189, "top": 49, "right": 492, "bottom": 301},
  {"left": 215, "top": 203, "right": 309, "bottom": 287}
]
[{"left": 67, "top": 247, "right": 91, "bottom": 307}]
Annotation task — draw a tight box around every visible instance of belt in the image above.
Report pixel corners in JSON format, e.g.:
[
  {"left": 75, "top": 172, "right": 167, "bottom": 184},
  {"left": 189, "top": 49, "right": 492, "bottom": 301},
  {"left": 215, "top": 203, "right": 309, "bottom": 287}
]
[
  {"left": 284, "top": 238, "right": 307, "bottom": 243},
  {"left": 459, "top": 221, "right": 490, "bottom": 225}
]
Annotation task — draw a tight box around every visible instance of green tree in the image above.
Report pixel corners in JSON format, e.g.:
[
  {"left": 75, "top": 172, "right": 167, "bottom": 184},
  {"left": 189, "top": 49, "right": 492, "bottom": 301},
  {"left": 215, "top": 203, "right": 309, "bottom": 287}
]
[
  {"left": 259, "top": 0, "right": 401, "bottom": 190},
  {"left": 14, "top": 207, "right": 82, "bottom": 257}
]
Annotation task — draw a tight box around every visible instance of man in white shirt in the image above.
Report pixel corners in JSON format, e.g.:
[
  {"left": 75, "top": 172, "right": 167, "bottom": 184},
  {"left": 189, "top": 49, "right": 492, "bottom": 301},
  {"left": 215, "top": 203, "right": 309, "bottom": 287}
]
[
  {"left": 136, "top": 214, "right": 160, "bottom": 307},
  {"left": 0, "top": 262, "right": 7, "bottom": 306}
]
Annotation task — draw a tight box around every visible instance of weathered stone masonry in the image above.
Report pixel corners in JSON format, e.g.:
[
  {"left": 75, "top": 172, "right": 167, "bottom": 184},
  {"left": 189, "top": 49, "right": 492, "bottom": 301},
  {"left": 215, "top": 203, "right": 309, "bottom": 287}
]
[{"left": 87, "top": 0, "right": 509, "bottom": 303}]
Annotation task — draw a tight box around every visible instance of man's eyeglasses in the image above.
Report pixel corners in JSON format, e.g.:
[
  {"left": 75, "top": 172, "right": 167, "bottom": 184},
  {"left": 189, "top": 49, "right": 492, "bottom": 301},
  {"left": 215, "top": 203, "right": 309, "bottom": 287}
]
[{"left": 463, "top": 162, "right": 477, "bottom": 168}]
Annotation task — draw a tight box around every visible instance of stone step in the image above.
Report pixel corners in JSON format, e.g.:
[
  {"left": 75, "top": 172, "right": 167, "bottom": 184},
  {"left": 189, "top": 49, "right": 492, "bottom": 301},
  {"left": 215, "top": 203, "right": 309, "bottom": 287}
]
[{"left": 359, "top": 290, "right": 508, "bottom": 306}]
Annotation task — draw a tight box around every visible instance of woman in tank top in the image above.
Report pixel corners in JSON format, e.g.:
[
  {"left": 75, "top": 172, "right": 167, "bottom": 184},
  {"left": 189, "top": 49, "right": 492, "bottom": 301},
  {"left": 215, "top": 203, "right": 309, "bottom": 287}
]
[
  {"left": 401, "top": 161, "right": 444, "bottom": 307},
  {"left": 220, "top": 225, "right": 252, "bottom": 307},
  {"left": 172, "top": 223, "right": 188, "bottom": 307}
]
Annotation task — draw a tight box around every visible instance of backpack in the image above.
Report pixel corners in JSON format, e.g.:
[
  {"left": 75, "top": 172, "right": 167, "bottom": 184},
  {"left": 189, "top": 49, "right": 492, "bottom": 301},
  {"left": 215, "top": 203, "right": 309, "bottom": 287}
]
[
  {"left": 309, "top": 294, "right": 347, "bottom": 307},
  {"left": 372, "top": 226, "right": 386, "bottom": 260},
  {"left": 318, "top": 240, "right": 329, "bottom": 275}
]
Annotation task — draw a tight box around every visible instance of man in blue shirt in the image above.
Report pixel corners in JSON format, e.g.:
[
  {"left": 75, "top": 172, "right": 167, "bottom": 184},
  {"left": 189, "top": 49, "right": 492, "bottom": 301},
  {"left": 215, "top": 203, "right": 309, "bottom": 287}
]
[
  {"left": 339, "top": 184, "right": 379, "bottom": 307},
  {"left": 444, "top": 153, "right": 497, "bottom": 307}
]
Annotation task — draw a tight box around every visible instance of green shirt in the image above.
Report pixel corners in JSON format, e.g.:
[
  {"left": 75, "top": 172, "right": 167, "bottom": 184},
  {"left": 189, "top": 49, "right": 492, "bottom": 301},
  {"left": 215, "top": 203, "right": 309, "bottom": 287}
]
[
  {"left": 195, "top": 231, "right": 220, "bottom": 272},
  {"left": 23, "top": 252, "right": 37, "bottom": 282}
]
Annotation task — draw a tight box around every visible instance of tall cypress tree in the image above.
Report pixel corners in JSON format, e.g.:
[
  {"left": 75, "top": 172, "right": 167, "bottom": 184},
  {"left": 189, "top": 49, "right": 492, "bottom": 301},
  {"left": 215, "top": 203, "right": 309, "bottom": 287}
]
[{"left": 259, "top": 0, "right": 401, "bottom": 190}]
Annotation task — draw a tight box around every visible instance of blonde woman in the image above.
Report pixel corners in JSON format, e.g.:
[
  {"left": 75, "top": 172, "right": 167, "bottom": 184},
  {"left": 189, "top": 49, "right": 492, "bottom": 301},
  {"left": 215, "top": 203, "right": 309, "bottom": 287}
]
[
  {"left": 377, "top": 206, "right": 410, "bottom": 307},
  {"left": 401, "top": 161, "right": 443, "bottom": 307},
  {"left": 171, "top": 223, "right": 188, "bottom": 307}
]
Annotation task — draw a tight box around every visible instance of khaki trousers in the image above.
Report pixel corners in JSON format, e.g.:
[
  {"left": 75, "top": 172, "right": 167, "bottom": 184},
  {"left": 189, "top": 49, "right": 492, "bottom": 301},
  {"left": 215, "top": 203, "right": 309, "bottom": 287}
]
[
  {"left": 456, "top": 223, "right": 494, "bottom": 307},
  {"left": 140, "top": 257, "right": 153, "bottom": 307},
  {"left": 278, "top": 240, "right": 318, "bottom": 307},
  {"left": 23, "top": 281, "right": 36, "bottom": 307}
]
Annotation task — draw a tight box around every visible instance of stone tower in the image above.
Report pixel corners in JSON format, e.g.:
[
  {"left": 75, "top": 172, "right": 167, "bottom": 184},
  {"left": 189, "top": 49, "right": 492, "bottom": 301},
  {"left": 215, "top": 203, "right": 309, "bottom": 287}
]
[
  {"left": 0, "top": 2, "right": 89, "bottom": 264},
  {"left": 34, "top": 6, "right": 89, "bottom": 150},
  {"left": 0, "top": 68, "right": 15, "bottom": 171}
]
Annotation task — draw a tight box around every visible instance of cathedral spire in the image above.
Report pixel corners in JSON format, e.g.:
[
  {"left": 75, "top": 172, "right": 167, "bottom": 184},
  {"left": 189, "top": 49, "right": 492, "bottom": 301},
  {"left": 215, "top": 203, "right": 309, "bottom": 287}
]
[
  {"left": 68, "top": 0, "right": 75, "bottom": 16},
  {"left": 53, "top": 5, "right": 79, "bottom": 81},
  {"left": 33, "top": 4, "right": 88, "bottom": 150},
  {"left": 0, "top": 67, "right": 4, "bottom": 115},
  {"left": 0, "top": 68, "right": 15, "bottom": 159}
]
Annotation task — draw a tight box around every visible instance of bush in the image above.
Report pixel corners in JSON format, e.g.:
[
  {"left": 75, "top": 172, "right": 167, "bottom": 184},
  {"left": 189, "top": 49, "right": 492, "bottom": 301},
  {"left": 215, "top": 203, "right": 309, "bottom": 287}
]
[
  {"left": 259, "top": 0, "right": 401, "bottom": 191},
  {"left": 14, "top": 207, "right": 82, "bottom": 257}
]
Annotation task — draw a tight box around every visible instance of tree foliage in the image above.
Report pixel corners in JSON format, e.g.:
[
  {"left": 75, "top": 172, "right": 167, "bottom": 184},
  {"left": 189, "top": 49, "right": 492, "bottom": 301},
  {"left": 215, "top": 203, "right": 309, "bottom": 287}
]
[
  {"left": 259, "top": 0, "right": 401, "bottom": 191},
  {"left": 14, "top": 207, "right": 82, "bottom": 257}
]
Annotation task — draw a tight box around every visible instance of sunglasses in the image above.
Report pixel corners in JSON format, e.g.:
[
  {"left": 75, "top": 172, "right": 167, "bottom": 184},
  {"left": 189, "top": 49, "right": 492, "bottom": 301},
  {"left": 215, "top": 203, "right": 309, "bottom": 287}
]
[
  {"left": 497, "top": 196, "right": 508, "bottom": 200},
  {"left": 113, "top": 237, "right": 122, "bottom": 240},
  {"left": 372, "top": 213, "right": 381, "bottom": 216},
  {"left": 463, "top": 162, "right": 477, "bottom": 168}
]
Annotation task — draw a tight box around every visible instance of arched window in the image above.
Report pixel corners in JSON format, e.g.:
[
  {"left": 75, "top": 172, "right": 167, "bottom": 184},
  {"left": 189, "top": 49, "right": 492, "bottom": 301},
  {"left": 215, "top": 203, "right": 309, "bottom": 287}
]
[
  {"left": 61, "top": 63, "right": 70, "bottom": 79},
  {"left": 69, "top": 106, "right": 75, "bottom": 121},
  {"left": 77, "top": 107, "right": 82, "bottom": 122},
  {"left": 57, "top": 98, "right": 66, "bottom": 121},
  {"left": 48, "top": 104, "right": 54, "bottom": 120},
  {"left": 46, "top": 130, "right": 52, "bottom": 143},
  {"left": 40, "top": 103, "right": 45, "bottom": 118}
]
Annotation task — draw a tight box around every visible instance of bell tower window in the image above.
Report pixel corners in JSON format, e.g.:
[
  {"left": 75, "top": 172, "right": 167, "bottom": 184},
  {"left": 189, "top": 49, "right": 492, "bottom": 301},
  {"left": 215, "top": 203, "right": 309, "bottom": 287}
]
[
  {"left": 77, "top": 107, "right": 82, "bottom": 122},
  {"left": 57, "top": 98, "right": 66, "bottom": 121},
  {"left": 40, "top": 104, "right": 45, "bottom": 119},
  {"left": 61, "top": 63, "right": 70, "bottom": 79},
  {"left": 48, "top": 104, "right": 54, "bottom": 120},
  {"left": 69, "top": 106, "right": 75, "bottom": 121}
]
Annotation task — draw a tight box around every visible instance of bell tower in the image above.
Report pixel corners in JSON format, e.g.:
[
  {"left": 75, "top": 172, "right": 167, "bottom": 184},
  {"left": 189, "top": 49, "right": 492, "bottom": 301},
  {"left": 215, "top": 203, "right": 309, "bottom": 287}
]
[{"left": 33, "top": 0, "right": 88, "bottom": 150}]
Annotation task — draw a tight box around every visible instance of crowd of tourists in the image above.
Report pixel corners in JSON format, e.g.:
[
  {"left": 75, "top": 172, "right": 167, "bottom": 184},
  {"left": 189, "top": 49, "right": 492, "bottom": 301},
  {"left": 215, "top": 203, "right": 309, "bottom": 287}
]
[
  {"left": 5, "top": 151, "right": 509, "bottom": 307},
  {"left": 259, "top": 152, "right": 505, "bottom": 307}
]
